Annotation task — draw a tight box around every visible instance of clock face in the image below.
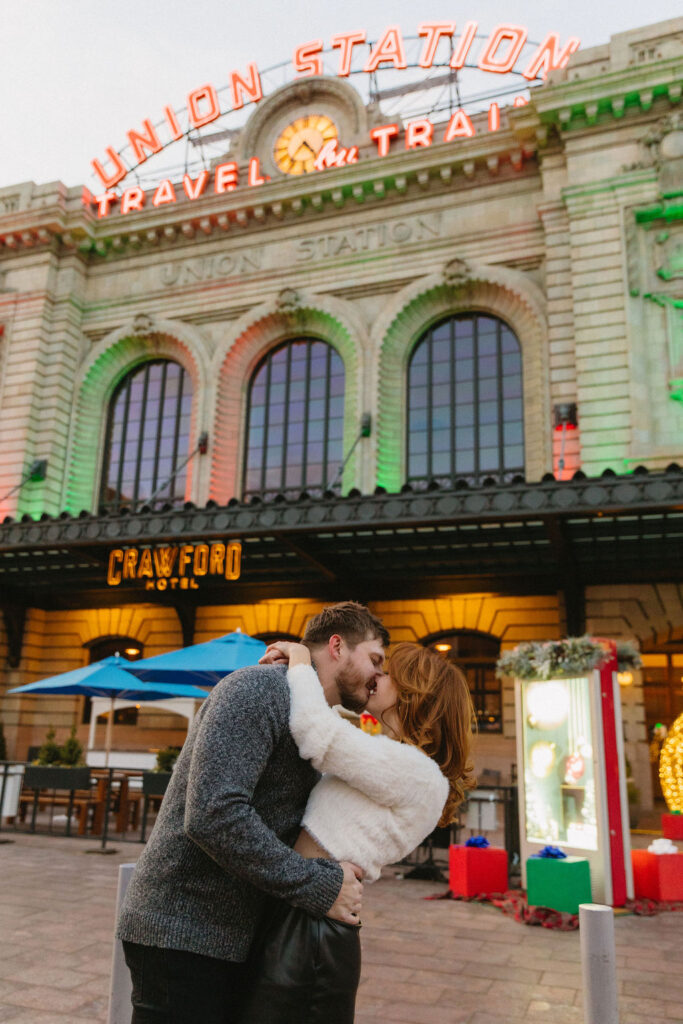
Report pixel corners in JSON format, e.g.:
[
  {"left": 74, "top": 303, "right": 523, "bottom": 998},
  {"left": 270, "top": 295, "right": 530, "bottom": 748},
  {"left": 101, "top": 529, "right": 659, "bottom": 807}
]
[{"left": 274, "top": 115, "right": 338, "bottom": 175}]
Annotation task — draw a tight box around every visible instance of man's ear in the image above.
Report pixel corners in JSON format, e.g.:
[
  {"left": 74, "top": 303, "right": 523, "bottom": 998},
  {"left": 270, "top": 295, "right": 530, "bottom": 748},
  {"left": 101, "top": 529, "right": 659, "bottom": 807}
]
[{"left": 328, "top": 633, "right": 343, "bottom": 661}]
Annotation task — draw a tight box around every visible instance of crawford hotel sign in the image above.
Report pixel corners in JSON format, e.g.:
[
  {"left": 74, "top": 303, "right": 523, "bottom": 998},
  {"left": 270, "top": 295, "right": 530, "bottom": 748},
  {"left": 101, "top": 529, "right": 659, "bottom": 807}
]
[{"left": 86, "top": 21, "right": 580, "bottom": 219}]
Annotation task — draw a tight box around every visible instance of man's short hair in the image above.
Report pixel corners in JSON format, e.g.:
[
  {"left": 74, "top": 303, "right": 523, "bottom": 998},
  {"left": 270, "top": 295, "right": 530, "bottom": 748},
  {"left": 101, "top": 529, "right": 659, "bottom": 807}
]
[{"left": 303, "top": 601, "right": 390, "bottom": 649}]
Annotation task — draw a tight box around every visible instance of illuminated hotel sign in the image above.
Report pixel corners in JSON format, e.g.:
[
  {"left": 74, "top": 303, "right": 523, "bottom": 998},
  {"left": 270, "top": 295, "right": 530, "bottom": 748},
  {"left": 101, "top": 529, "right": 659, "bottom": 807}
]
[
  {"left": 88, "top": 21, "right": 580, "bottom": 219},
  {"left": 107, "top": 540, "right": 242, "bottom": 591}
]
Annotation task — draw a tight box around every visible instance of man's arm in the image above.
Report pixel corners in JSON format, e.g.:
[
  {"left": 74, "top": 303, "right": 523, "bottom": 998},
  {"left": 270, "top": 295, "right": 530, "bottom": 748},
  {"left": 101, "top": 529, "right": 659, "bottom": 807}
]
[{"left": 183, "top": 666, "right": 343, "bottom": 917}]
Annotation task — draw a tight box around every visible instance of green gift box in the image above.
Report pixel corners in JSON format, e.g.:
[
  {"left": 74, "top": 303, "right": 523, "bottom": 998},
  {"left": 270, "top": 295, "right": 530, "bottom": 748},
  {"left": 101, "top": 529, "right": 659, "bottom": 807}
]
[{"left": 526, "top": 855, "right": 591, "bottom": 914}]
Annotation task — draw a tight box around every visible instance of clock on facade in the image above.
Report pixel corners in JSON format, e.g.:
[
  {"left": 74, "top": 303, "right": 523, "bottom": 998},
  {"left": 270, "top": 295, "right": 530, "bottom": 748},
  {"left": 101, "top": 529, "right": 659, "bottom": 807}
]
[{"left": 273, "top": 114, "right": 338, "bottom": 174}]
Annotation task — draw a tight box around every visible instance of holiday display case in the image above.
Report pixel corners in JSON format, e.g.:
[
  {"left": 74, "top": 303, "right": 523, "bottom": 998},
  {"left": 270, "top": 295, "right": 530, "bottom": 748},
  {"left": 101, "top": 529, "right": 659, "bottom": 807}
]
[{"left": 514, "top": 640, "right": 633, "bottom": 906}]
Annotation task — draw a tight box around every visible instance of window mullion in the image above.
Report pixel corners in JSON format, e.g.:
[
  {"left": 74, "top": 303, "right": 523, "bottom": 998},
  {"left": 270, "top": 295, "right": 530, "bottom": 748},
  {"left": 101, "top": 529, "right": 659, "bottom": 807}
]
[
  {"left": 302, "top": 342, "right": 311, "bottom": 490},
  {"left": 169, "top": 366, "right": 184, "bottom": 504},
  {"left": 473, "top": 318, "right": 480, "bottom": 484},
  {"left": 262, "top": 357, "right": 272, "bottom": 495},
  {"left": 281, "top": 345, "right": 292, "bottom": 493},
  {"left": 152, "top": 361, "right": 167, "bottom": 497},
  {"left": 450, "top": 317, "right": 456, "bottom": 484},
  {"left": 427, "top": 329, "right": 433, "bottom": 481},
  {"left": 133, "top": 365, "right": 151, "bottom": 505}
]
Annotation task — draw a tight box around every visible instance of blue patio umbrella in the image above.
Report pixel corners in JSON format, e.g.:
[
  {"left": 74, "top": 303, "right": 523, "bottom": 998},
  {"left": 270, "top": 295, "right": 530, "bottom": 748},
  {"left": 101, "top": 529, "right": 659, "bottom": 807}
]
[
  {"left": 8, "top": 655, "right": 208, "bottom": 765},
  {"left": 126, "top": 630, "right": 267, "bottom": 687}
]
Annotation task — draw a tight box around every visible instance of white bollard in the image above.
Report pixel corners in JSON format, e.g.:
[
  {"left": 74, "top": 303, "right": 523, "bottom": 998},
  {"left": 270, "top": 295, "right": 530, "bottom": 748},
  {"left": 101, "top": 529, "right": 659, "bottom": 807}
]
[
  {"left": 108, "top": 863, "right": 136, "bottom": 1024},
  {"left": 579, "top": 903, "right": 620, "bottom": 1024}
]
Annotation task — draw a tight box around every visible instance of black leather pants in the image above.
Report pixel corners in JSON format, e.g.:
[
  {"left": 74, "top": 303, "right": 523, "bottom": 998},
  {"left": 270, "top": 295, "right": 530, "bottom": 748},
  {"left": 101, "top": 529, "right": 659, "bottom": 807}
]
[{"left": 239, "top": 901, "right": 362, "bottom": 1024}]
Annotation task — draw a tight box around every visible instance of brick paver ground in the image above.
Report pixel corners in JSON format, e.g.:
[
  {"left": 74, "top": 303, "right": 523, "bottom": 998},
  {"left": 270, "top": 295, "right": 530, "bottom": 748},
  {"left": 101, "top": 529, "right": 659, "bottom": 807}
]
[{"left": 0, "top": 832, "right": 681, "bottom": 1023}]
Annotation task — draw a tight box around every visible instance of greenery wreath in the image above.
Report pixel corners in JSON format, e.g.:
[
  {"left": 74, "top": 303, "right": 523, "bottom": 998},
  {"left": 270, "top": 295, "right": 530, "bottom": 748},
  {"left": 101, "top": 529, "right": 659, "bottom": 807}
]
[{"left": 495, "top": 636, "right": 642, "bottom": 680}]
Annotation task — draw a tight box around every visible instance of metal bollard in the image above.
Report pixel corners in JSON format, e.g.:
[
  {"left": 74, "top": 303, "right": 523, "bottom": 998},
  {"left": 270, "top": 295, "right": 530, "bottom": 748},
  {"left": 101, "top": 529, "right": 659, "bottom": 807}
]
[
  {"left": 107, "top": 863, "right": 136, "bottom": 1024},
  {"left": 579, "top": 903, "right": 620, "bottom": 1024}
]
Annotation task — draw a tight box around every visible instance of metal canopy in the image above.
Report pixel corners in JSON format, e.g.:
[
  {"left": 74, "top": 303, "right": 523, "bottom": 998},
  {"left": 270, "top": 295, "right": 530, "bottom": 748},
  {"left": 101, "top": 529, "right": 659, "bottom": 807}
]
[{"left": 1, "top": 469, "right": 682, "bottom": 611}]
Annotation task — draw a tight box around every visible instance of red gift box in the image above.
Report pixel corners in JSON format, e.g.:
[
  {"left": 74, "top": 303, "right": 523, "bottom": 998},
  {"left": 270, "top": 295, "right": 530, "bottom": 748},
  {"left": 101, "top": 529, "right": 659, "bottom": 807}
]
[
  {"left": 449, "top": 844, "right": 508, "bottom": 898},
  {"left": 632, "top": 849, "right": 683, "bottom": 901},
  {"left": 662, "top": 814, "right": 683, "bottom": 840}
]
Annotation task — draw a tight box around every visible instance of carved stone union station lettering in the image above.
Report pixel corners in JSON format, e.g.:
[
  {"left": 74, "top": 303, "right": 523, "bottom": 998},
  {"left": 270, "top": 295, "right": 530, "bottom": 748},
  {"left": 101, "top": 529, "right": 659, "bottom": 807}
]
[
  {"left": 295, "top": 214, "right": 441, "bottom": 261},
  {"left": 160, "top": 249, "right": 264, "bottom": 287}
]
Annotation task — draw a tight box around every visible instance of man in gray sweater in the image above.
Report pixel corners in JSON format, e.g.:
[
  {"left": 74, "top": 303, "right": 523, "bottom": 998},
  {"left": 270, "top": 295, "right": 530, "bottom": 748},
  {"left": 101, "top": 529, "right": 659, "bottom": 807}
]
[{"left": 117, "top": 601, "right": 389, "bottom": 1023}]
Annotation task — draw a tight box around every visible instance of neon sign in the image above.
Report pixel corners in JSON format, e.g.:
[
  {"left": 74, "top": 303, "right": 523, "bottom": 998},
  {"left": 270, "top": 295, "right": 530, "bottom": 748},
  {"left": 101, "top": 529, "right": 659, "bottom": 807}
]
[
  {"left": 107, "top": 541, "right": 242, "bottom": 591},
  {"left": 88, "top": 21, "right": 580, "bottom": 219}
]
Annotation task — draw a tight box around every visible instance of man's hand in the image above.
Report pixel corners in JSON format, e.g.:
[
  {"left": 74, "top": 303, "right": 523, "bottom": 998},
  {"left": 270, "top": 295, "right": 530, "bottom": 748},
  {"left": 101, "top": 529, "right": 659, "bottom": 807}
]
[{"left": 326, "top": 861, "right": 364, "bottom": 925}]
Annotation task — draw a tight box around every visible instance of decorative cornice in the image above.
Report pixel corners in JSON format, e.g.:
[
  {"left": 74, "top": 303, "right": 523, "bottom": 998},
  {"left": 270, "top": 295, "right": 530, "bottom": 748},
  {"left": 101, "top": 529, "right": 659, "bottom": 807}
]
[{"left": 3, "top": 468, "right": 682, "bottom": 550}]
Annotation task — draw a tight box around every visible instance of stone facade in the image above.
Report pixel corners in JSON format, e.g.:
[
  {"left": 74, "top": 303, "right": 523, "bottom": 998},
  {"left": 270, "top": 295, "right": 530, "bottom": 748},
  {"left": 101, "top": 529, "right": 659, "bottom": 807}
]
[{"left": 1, "top": 18, "right": 682, "bottom": 807}]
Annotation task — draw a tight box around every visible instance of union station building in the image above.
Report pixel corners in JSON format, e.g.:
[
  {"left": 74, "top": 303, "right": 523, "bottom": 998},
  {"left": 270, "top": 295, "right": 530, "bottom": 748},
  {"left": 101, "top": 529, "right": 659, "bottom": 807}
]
[{"left": 1, "top": 18, "right": 682, "bottom": 810}]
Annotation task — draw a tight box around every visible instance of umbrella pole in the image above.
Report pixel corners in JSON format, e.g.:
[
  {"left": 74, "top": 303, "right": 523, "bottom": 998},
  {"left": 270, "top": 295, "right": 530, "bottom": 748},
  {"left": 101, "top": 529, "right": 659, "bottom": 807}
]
[{"left": 105, "top": 697, "right": 114, "bottom": 768}]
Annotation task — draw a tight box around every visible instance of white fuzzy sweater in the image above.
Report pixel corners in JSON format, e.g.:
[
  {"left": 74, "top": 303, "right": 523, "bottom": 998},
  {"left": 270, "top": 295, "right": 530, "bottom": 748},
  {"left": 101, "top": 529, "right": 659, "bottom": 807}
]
[{"left": 288, "top": 664, "right": 449, "bottom": 881}]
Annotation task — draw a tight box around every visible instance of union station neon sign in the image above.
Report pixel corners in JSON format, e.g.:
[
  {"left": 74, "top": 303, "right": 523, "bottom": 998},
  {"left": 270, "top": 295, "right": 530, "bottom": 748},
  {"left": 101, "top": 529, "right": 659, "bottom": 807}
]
[{"left": 88, "top": 22, "right": 580, "bottom": 220}]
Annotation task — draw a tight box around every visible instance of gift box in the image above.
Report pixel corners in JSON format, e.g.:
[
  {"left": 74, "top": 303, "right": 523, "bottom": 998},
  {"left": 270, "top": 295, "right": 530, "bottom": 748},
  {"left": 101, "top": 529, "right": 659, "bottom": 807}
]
[
  {"left": 662, "top": 813, "right": 683, "bottom": 841},
  {"left": 526, "top": 855, "right": 591, "bottom": 914},
  {"left": 449, "top": 844, "right": 508, "bottom": 897},
  {"left": 632, "top": 847, "right": 683, "bottom": 901}
]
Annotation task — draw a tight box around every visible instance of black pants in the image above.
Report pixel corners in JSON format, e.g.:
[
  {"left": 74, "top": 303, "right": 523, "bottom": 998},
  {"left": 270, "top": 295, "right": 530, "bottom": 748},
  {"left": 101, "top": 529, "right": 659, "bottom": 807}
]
[
  {"left": 239, "top": 902, "right": 361, "bottom": 1024},
  {"left": 122, "top": 941, "right": 249, "bottom": 1024}
]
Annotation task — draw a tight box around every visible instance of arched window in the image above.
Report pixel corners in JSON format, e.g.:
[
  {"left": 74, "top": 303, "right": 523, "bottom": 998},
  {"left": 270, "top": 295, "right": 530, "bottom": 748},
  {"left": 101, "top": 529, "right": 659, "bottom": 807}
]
[
  {"left": 407, "top": 314, "right": 523, "bottom": 486},
  {"left": 100, "top": 360, "right": 192, "bottom": 509},
  {"left": 243, "top": 339, "right": 345, "bottom": 499},
  {"left": 424, "top": 630, "right": 502, "bottom": 734}
]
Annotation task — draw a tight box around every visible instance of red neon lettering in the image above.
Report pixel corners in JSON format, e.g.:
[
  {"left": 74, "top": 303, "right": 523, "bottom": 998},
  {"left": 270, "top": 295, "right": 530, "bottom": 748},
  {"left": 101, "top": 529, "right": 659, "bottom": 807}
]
[
  {"left": 313, "top": 140, "right": 359, "bottom": 171},
  {"left": 364, "top": 25, "right": 407, "bottom": 72},
  {"left": 405, "top": 119, "right": 433, "bottom": 149},
  {"left": 188, "top": 84, "right": 220, "bottom": 129},
  {"left": 450, "top": 21, "right": 478, "bottom": 69},
  {"left": 127, "top": 119, "right": 163, "bottom": 163},
  {"left": 522, "top": 33, "right": 581, "bottom": 80},
  {"left": 488, "top": 103, "right": 500, "bottom": 132},
  {"left": 121, "top": 187, "right": 145, "bottom": 214},
  {"left": 417, "top": 22, "right": 455, "bottom": 68},
  {"left": 152, "top": 179, "right": 177, "bottom": 206},
  {"left": 248, "top": 157, "right": 267, "bottom": 186},
  {"left": 443, "top": 109, "right": 475, "bottom": 141},
  {"left": 331, "top": 31, "right": 366, "bottom": 76},
  {"left": 370, "top": 123, "right": 399, "bottom": 158},
  {"left": 164, "top": 105, "right": 183, "bottom": 141},
  {"left": 92, "top": 147, "right": 127, "bottom": 189},
  {"left": 215, "top": 162, "right": 239, "bottom": 193},
  {"left": 94, "top": 192, "right": 118, "bottom": 218},
  {"left": 478, "top": 24, "right": 528, "bottom": 74},
  {"left": 294, "top": 39, "right": 323, "bottom": 77},
  {"left": 513, "top": 95, "right": 528, "bottom": 107},
  {"left": 229, "top": 63, "right": 263, "bottom": 110},
  {"left": 82, "top": 186, "right": 94, "bottom": 208},
  {"left": 182, "top": 170, "right": 210, "bottom": 200}
]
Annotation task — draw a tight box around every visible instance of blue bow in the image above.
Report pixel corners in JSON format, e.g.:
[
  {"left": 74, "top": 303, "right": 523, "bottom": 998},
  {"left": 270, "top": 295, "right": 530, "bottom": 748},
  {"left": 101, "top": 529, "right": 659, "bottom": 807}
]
[
  {"left": 465, "top": 836, "right": 490, "bottom": 848},
  {"left": 531, "top": 845, "right": 567, "bottom": 859}
]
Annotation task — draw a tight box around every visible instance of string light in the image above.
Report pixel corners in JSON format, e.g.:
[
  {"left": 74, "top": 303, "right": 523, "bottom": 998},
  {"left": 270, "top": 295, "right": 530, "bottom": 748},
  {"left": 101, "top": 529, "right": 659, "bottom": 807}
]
[{"left": 659, "top": 712, "right": 683, "bottom": 812}]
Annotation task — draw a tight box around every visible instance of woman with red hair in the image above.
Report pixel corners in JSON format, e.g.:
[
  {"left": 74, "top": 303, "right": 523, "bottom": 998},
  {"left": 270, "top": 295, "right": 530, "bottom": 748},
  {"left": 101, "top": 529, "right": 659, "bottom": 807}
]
[{"left": 240, "top": 640, "right": 475, "bottom": 1024}]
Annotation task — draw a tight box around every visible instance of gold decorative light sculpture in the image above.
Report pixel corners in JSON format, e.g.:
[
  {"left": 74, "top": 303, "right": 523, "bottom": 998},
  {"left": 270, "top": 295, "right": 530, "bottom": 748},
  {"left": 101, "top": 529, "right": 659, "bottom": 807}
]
[{"left": 659, "top": 712, "right": 683, "bottom": 812}]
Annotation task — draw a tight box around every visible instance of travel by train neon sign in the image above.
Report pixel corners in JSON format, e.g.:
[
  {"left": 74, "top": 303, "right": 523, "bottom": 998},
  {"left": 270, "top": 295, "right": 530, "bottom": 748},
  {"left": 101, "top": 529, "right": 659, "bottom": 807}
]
[{"left": 88, "top": 22, "right": 580, "bottom": 220}]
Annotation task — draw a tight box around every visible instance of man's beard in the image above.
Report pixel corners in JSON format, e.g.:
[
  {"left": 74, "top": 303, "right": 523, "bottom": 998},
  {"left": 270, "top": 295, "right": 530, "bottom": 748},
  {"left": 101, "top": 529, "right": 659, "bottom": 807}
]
[{"left": 335, "top": 663, "right": 370, "bottom": 713}]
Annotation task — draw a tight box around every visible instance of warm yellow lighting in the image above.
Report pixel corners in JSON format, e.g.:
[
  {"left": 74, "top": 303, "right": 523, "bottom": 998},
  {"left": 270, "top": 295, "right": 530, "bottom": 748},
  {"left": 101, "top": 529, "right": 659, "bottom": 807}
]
[
  {"left": 135, "top": 704, "right": 141, "bottom": 709},
  {"left": 125, "top": 647, "right": 141, "bottom": 656},
  {"left": 617, "top": 671, "right": 633, "bottom": 686},
  {"left": 660, "top": 712, "right": 683, "bottom": 812},
  {"left": 526, "top": 681, "right": 570, "bottom": 730},
  {"left": 434, "top": 643, "right": 452, "bottom": 653}
]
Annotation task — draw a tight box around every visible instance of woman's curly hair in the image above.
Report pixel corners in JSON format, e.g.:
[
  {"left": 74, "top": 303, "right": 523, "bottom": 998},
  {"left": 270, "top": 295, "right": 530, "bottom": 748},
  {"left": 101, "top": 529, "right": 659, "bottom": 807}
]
[{"left": 387, "top": 642, "right": 476, "bottom": 826}]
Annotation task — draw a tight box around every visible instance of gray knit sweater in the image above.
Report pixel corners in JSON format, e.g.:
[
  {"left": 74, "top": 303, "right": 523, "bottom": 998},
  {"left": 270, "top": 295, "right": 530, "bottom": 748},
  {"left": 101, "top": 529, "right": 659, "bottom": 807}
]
[{"left": 116, "top": 664, "right": 344, "bottom": 961}]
